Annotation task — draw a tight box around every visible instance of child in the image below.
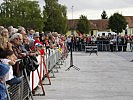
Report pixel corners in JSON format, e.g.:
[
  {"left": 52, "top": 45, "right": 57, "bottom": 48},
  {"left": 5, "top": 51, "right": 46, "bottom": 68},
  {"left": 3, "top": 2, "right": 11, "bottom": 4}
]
[
  {"left": 0, "top": 58, "right": 10, "bottom": 100},
  {"left": 35, "top": 42, "right": 45, "bottom": 55},
  {"left": 0, "top": 48, "right": 22, "bottom": 85}
]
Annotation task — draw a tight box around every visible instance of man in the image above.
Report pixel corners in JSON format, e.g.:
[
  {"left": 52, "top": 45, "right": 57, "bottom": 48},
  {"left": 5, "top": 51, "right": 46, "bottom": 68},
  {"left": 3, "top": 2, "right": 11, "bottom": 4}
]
[
  {"left": 67, "top": 35, "right": 72, "bottom": 51},
  {"left": 28, "top": 29, "right": 35, "bottom": 41},
  {"left": 28, "top": 29, "right": 35, "bottom": 48}
]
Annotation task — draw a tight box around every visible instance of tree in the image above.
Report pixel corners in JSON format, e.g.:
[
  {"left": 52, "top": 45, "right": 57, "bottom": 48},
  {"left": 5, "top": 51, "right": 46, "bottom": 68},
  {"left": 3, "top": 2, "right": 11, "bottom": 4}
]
[
  {"left": 43, "top": 0, "right": 68, "bottom": 34},
  {"left": 101, "top": 10, "right": 108, "bottom": 19},
  {"left": 108, "top": 13, "right": 127, "bottom": 34},
  {"left": 0, "top": 0, "right": 44, "bottom": 31},
  {"left": 76, "top": 15, "right": 90, "bottom": 34}
]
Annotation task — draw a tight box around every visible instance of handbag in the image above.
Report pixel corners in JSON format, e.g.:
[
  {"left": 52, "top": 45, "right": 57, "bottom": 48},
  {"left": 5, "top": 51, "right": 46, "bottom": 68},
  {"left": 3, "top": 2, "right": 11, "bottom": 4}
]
[
  {"left": 23, "top": 56, "right": 39, "bottom": 72},
  {"left": 29, "top": 56, "right": 39, "bottom": 70}
]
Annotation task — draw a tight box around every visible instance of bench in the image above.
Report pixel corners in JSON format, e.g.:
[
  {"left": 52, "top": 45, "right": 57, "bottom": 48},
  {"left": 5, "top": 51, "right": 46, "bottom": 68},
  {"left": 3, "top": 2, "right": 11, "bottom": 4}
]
[{"left": 85, "top": 46, "right": 98, "bottom": 55}]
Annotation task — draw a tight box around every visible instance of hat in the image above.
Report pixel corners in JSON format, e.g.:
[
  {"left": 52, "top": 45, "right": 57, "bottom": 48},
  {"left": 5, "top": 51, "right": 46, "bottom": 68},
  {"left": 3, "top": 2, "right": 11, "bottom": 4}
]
[
  {"left": 33, "top": 32, "right": 40, "bottom": 37},
  {"left": 35, "top": 42, "right": 43, "bottom": 47},
  {"left": 0, "top": 62, "right": 10, "bottom": 78}
]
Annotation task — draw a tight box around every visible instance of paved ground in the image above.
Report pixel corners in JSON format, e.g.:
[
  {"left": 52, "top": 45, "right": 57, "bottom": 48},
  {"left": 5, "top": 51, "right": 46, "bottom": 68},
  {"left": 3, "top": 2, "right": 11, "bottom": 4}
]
[{"left": 34, "top": 52, "right": 133, "bottom": 100}]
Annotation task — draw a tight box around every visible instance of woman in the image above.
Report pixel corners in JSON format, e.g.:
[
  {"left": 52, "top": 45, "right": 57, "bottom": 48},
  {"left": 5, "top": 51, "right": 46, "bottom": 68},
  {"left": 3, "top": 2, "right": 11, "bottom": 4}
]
[{"left": 0, "top": 28, "right": 12, "bottom": 51}]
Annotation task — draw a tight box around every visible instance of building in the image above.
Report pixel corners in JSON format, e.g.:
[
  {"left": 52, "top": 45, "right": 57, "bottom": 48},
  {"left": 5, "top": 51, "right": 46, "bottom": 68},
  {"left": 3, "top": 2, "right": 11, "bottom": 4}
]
[
  {"left": 67, "top": 16, "right": 133, "bottom": 36},
  {"left": 125, "top": 16, "right": 133, "bottom": 35}
]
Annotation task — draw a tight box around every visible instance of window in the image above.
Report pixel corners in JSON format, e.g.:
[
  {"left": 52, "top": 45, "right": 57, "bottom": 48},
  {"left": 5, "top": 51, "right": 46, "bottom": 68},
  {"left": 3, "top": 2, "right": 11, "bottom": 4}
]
[
  {"left": 91, "top": 31, "right": 93, "bottom": 36},
  {"left": 102, "top": 33, "right": 105, "bottom": 36},
  {"left": 125, "top": 29, "right": 127, "bottom": 35},
  {"left": 108, "top": 33, "right": 111, "bottom": 35}
]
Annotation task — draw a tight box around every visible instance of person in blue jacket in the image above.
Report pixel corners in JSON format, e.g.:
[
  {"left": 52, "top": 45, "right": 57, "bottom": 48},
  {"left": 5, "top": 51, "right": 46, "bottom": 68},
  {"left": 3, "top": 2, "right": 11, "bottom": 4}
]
[{"left": 0, "top": 61, "right": 10, "bottom": 100}]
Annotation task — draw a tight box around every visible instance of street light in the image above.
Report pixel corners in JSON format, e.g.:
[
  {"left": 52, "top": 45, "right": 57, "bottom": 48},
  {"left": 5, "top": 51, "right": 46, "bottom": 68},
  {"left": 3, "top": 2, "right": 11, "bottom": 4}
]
[
  {"left": 71, "top": 6, "right": 74, "bottom": 35},
  {"left": 125, "top": 24, "right": 128, "bottom": 35},
  {"left": 72, "top": 6, "right": 74, "bottom": 20}
]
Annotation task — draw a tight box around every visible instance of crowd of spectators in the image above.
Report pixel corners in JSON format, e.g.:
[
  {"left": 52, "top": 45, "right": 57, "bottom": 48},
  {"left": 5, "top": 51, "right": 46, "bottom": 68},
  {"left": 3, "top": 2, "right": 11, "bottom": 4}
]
[
  {"left": 67, "top": 34, "right": 133, "bottom": 52},
  {"left": 0, "top": 25, "right": 68, "bottom": 99},
  {"left": 1, "top": 25, "right": 133, "bottom": 99}
]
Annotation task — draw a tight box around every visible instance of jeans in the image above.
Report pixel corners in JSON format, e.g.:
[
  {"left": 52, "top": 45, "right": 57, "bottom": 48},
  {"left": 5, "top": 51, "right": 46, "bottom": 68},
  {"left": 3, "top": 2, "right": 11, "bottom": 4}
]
[{"left": 0, "top": 83, "right": 7, "bottom": 100}]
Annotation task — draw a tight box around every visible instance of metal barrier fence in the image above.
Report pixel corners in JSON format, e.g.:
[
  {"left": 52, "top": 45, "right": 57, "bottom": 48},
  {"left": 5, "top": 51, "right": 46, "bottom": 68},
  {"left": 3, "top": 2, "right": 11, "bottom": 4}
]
[
  {"left": 7, "top": 60, "right": 30, "bottom": 100},
  {"left": 7, "top": 48, "right": 66, "bottom": 100},
  {"left": 79, "top": 40, "right": 132, "bottom": 52}
]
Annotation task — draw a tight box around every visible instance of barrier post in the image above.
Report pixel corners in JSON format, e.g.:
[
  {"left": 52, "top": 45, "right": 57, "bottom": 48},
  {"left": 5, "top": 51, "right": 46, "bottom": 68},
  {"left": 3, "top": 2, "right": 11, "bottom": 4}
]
[
  {"left": 32, "top": 72, "right": 35, "bottom": 94},
  {"left": 42, "top": 56, "right": 51, "bottom": 85},
  {"left": 23, "top": 68, "right": 34, "bottom": 100},
  {"left": 36, "top": 69, "right": 45, "bottom": 95}
]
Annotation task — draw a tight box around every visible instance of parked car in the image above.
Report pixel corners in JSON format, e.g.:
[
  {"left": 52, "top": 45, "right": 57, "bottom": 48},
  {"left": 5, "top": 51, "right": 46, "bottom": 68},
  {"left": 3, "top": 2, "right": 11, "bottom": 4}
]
[{"left": 96, "top": 32, "right": 116, "bottom": 37}]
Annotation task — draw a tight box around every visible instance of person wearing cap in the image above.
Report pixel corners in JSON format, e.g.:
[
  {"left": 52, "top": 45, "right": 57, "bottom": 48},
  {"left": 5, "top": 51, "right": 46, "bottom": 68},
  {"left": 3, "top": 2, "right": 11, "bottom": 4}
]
[
  {"left": 31, "top": 32, "right": 45, "bottom": 55},
  {"left": 0, "top": 60, "right": 10, "bottom": 100},
  {"left": 35, "top": 42, "right": 45, "bottom": 55},
  {"left": 27, "top": 29, "right": 35, "bottom": 49},
  {"left": 28, "top": 29, "right": 35, "bottom": 40},
  {"left": 33, "top": 32, "right": 40, "bottom": 45},
  {"left": 30, "top": 32, "right": 40, "bottom": 50}
]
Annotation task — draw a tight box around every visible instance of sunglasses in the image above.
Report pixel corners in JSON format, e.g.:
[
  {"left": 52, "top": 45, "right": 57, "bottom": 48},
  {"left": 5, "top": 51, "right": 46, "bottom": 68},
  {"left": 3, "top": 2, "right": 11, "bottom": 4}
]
[{"left": 15, "top": 38, "right": 22, "bottom": 41}]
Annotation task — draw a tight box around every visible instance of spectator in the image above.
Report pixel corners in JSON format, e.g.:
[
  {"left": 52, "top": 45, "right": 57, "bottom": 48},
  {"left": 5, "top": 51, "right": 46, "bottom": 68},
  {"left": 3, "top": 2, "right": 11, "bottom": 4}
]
[
  {"left": 20, "top": 30, "right": 27, "bottom": 39},
  {"left": 33, "top": 32, "right": 40, "bottom": 45},
  {"left": 8, "top": 26, "right": 14, "bottom": 38},
  {"left": 54, "top": 32, "right": 60, "bottom": 47},
  {"left": 67, "top": 35, "right": 71, "bottom": 51},
  {"left": 17, "top": 26, "right": 25, "bottom": 33},
  {"left": 0, "top": 28, "right": 13, "bottom": 51},
  {"left": 0, "top": 48, "right": 22, "bottom": 85},
  {"left": 28, "top": 29, "right": 35, "bottom": 41},
  {"left": 0, "top": 26, "right": 4, "bottom": 34},
  {"left": 42, "top": 34, "right": 49, "bottom": 47},
  {"left": 28, "top": 29, "right": 35, "bottom": 48},
  {"left": 10, "top": 33, "right": 27, "bottom": 59},
  {"left": 42, "top": 34, "right": 50, "bottom": 54},
  {"left": 10, "top": 33, "right": 27, "bottom": 76},
  {"left": 0, "top": 58, "right": 10, "bottom": 100},
  {"left": 121, "top": 36, "right": 128, "bottom": 52},
  {"left": 1, "top": 28, "right": 9, "bottom": 42}
]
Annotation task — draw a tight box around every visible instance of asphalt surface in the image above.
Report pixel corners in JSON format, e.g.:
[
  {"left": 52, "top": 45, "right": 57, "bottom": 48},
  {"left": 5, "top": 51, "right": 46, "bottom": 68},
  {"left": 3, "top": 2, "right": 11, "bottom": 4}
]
[{"left": 33, "top": 52, "right": 133, "bottom": 100}]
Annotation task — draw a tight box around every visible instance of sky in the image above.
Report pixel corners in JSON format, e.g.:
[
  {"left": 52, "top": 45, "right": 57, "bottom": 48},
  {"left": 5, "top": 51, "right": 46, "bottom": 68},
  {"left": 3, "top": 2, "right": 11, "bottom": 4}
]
[
  {"left": 58, "top": 0, "right": 133, "bottom": 19},
  {"left": 0, "top": 0, "right": 133, "bottom": 20}
]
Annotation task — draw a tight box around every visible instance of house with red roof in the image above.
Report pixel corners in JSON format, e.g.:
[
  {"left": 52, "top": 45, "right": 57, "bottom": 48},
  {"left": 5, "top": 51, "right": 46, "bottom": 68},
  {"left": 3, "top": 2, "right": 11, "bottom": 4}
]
[{"left": 67, "top": 16, "right": 133, "bottom": 36}]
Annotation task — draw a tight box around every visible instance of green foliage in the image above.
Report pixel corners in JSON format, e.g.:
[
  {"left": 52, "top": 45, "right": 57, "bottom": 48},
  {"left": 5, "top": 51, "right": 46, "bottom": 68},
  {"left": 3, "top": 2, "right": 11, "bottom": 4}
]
[
  {"left": 43, "top": 0, "right": 68, "bottom": 34},
  {"left": 108, "top": 13, "right": 127, "bottom": 34},
  {"left": 0, "top": 0, "right": 44, "bottom": 31},
  {"left": 101, "top": 10, "right": 108, "bottom": 19},
  {"left": 76, "top": 15, "right": 90, "bottom": 34}
]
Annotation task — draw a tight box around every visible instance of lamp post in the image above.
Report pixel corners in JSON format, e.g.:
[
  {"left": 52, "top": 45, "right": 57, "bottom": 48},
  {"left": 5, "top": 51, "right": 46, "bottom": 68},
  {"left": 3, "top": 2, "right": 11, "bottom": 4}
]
[
  {"left": 72, "top": 6, "right": 73, "bottom": 20},
  {"left": 65, "top": 5, "right": 80, "bottom": 71},
  {"left": 71, "top": 6, "right": 74, "bottom": 35},
  {"left": 125, "top": 24, "right": 128, "bottom": 35}
]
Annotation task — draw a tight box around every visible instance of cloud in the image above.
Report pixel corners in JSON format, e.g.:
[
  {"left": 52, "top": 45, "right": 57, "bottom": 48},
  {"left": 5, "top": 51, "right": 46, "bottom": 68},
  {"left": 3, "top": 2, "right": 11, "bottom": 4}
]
[
  {"left": 59, "top": 0, "right": 133, "bottom": 11},
  {"left": 67, "top": 7, "right": 133, "bottom": 19}
]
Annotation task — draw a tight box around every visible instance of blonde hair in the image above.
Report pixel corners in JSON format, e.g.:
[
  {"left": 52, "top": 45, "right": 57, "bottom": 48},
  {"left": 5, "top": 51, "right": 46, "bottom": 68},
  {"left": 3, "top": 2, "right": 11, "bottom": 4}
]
[
  {"left": 0, "top": 28, "right": 9, "bottom": 47},
  {"left": 0, "top": 36, "right": 9, "bottom": 49},
  {"left": 0, "top": 26, "right": 4, "bottom": 34},
  {"left": 0, "top": 28, "right": 8, "bottom": 37}
]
